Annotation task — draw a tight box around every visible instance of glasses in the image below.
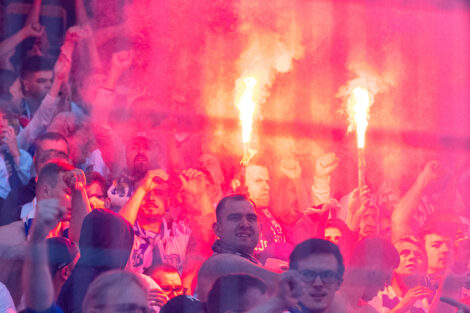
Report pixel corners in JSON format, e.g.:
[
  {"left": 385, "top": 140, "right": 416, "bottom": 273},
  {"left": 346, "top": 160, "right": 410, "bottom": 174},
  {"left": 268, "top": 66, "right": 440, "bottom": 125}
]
[
  {"left": 160, "top": 285, "right": 186, "bottom": 294},
  {"left": 93, "top": 303, "right": 153, "bottom": 313},
  {"left": 298, "top": 270, "right": 341, "bottom": 284}
]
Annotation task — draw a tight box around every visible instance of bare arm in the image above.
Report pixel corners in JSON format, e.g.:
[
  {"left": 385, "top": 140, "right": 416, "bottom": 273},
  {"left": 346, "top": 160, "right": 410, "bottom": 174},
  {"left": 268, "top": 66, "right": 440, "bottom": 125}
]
[
  {"left": 23, "top": 198, "right": 65, "bottom": 311},
  {"left": 391, "top": 160, "right": 444, "bottom": 242},
  {"left": 118, "top": 170, "right": 168, "bottom": 225},
  {"left": 64, "top": 169, "right": 92, "bottom": 244}
]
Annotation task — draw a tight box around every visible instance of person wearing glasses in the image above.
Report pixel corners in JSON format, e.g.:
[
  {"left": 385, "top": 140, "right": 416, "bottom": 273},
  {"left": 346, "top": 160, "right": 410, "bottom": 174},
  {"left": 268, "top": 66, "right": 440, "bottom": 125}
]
[
  {"left": 145, "top": 264, "right": 185, "bottom": 308},
  {"left": 243, "top": 238, "right": 344, "bottom": 313}
]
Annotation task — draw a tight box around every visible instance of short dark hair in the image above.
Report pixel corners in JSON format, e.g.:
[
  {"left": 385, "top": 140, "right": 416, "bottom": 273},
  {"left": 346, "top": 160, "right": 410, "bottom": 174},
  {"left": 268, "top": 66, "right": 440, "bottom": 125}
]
[
  {"left": 37, "top": 162, "right": 74, "bottom": 191},
  {"left": 20, "top": 56, "right": 54, "bottom": 79},
  {"left": 349, "top": 237, "right": 399, "bottom": 269},
  {"left": 144, "top": 263, "right": 179, "bottom": 277},
  {"left": 160, "top": 295, "right": 204, "bottom": 313},
  {"left": 207, "top": 274, "right": 267, "bottom": 313},
  {"left": 215, "top": 194, "right": 252, "bottom": 222},
  {"left": 289, "top": 238, "right": 345, "bottom": 279},
  {"left": 47, "top": 237, "right": 79, "bottom": 277},
  {"left": 35, "top": 132, "right": 70, "bottom": 154}
]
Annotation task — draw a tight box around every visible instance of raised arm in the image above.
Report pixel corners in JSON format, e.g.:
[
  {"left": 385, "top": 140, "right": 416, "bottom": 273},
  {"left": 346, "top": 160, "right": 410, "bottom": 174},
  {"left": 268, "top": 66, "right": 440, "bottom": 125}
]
[
  {"left": 312, "top": 152, "right": 338, "bottom": 206},
  {"left": 118, "top": 169, "right": 168, "bottom": 225},
  {"left": 23, "top": 198, "right": 64, "bottom": 311},
  {"left": 63, "top": 169, "right": 91, "bottom": 244},
  {"left": 279, "top": 158, "right": 310, "bottom": 214},
  {"left": 17, "top": 46, "right": 72, "bottom": 150},
  {"left": 391, "top": 160, "right": 444, "bottom": 242}
]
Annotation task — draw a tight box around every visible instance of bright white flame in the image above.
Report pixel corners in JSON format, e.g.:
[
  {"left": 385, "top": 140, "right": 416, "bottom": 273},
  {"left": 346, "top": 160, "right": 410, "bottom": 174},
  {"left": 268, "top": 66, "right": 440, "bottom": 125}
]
[
  {"left": 349, "top": 87, "right": 371, "bottom": 148},
  {"left": 237, "top": 77, "right": 257, "bottom": 143}
]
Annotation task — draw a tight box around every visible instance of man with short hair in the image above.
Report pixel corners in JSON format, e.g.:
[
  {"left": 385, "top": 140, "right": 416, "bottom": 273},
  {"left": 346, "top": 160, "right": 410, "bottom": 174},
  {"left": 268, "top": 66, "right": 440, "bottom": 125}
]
[
  {"left": 46, "top": 237, "right": 79, "bottom": 301},
  {"left": 246, "top": 238, "right": 344, "bottom": 313},
  {"left": 196, "top": 194, "right": 278, "bottom": 302},
  {"left": 118, "top": 169, "right": 191, "bottom": 274},
  {"left": 246, "top": 164, "right": 286, "bottom": 253},
  {"left": 145, "top": 263, "right": 185, "bottom": 307}
]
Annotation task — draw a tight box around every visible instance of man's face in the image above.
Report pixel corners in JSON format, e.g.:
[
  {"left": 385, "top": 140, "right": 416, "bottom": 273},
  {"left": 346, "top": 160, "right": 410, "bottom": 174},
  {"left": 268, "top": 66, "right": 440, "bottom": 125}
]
[
  {"left": 48, "top": 172, "right": 72, "bottom": 221},
  {"left": 325, "top": 227, "right": 342, "bottom": 245},
  {"left": 138, "top": 189, "right": 167, "bottom": 223},
  {"left": 97, "top": 281, "right": 149, "bottom": 313},
  {"left": 362, "top": 265, "right": 394, "bottom": 301},
  {"left": 0, "top": 112, "right": 9, "bottom": 129},
  {"left": 297, "top": 253, "right": 341, "bottom": 312},
  {"left": 239, "top": 287, "right": 270, "bottom": 312},
  {"left": 126, "top": 137, "right": 151, "bottom": 178},
  {"left": 424, "top": 233, "right": 454, "bottom": 274},
  {"left": 215, "top": 199, "right": 260, "bottom": 254},
  {"left": 246, "top": 165, "right": 270, "bottom": 208},
  {"left": 359, "top": 208, "right": 378, "bottom": 238},
  {"left": 395, "top": 241, "right": 427, "bottom": 277},
  {"left": 199, "top": 154, "right": 224, "bottom": 187},
  {"left": 151, "top": 271, "right": 184, "bottom": 300},
  {"left": 23, "top": 71, "right": 53, "bottom": 100}
]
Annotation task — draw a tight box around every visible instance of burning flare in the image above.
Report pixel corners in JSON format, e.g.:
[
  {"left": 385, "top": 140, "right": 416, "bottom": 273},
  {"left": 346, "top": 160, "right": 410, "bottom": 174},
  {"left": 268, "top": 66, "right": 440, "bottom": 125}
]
[
  {"left": 348, "top": 87, "right": 372, "bottom": 149},
  {"left": 237, "top": 77, "right": 257, "bottom": 144}
]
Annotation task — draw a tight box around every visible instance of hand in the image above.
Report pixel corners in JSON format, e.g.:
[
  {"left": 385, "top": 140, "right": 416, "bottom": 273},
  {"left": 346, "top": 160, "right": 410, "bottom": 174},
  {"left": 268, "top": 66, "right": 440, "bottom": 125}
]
[
  {"left": 276, "top": 271, "right": 305, "bottom": 308},
  {"left": 111, "top": 50, "right": 133, "bottom": 72},
  {"left": 394, "top": 286, "right": 433, "bottom": 312},
  {"left": 141, "top": 169, "right": 169, "bottom": 193},
  {"left": 359, "top": 185, "right": 371, "bottom": 208},
  {"left": 179, "top": 168, "right": 206, "bottom": 196},
  {"left": 63, "top": 169, "right": 86, "bottom": 192},
  {"left": 53, "top": 54, "right": 72, "bottom": 82},
  {"left": 280, "top": 159, "right": 301, "bottom": 180},
  {"left": 65, "top": 24, "right": 92, "bottom": 43},
  {"left": 315, "top": 153, "right": 338, "bottom": 178},
  {"left": 21, "top": 22, "right": 44, "bottom": 38},
  {"left": 0, "top": 126, "right": 19, "bottom": 160},
  {"left": 417, "top": 160, "right": 445, "bottom": 188},
  {"left": 33, "top": 198, "right": 66, "bottom": 236},
  {"left": 148, "top": 288, "right": 169, "bottom": 308}
]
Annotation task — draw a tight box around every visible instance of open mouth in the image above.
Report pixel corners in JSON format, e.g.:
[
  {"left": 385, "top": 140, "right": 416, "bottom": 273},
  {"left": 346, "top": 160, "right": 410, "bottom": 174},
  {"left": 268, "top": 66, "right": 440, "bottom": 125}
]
[
  {"left": 309, "top": 292, "right": 327, "bottom": 301},
  {"left": 236, "top": 233, "right": 252, "bottom": 239}
]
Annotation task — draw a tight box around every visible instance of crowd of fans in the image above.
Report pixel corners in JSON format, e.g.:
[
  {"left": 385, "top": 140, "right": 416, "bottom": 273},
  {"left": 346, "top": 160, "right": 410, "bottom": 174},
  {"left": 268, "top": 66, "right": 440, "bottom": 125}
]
[{"left": 0, "top": 0, "right": 469, "bottom": 312}]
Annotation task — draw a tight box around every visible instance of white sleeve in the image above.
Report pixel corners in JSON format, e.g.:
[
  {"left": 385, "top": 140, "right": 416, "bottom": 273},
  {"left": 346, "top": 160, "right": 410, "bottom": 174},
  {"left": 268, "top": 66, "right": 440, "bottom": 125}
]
[
  {"left": 0, "top": 282, "right": 16, "bottom": 312},
  {"left": 17, "top": 94, "right": 59, "bottom": 150}
]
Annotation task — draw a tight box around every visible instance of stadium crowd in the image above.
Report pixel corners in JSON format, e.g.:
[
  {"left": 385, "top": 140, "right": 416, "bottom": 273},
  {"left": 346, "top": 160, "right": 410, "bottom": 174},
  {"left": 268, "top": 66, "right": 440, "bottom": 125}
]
[{"left": 0, "top": 0, "right": 469, "bottom": 312}]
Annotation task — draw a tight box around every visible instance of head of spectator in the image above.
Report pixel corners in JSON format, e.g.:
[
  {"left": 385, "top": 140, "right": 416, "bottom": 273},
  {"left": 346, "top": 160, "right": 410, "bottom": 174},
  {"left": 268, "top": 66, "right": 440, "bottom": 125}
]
[
  {"left": 393, "top": 236, "right": 428, "bottom": 284},
  {"left": 85, "top": 171, "right": 109, "bottom": 210},
  {"left": 160, "top": 295, "right": 204, "bottom": 313},
  {"left": 213, "top": 194, "right": 260, "bottom": 255},
  {"left": 46, "top": 237, "right": 79, "bottom": 300},
  {"left": 345, "top": 237, "right": 399, "bottom": 302},
  {"left": 137, "top": 182, "right": 169, "bottom": 226},
  {"left": 47, "top": 112, "right": 94, "bottom": 166},
  {"left": 58, "top": 209, "right": 135, "bottom": 313},
  {"left": 126, "top": 133, "right": 153, "bottom": 181},
  {"left": 358, "top": 205, "right": 379, "bottom": 238},
  {"left": 199, "top": 153, "right": 224, "bottom": 190},
  {"left": 325, "top": 218, "right": 349, "bottom": 246},
  {"left": 36, "top": 162, "right": 75, "bottom": 222},
  {"left": 288, "top": 238, "right": 344, "bottom": 313},
  {"left": 82, "top": 270, "right": 149, "bottom": 313},
  {"left": 420, "top": 210, "right": 461, "bottom": 277},
  {"left": 145, "top": 264, "right": 185, "bottom": 300},
  {"left": 20, "top": 56, "right": 54, "bottom": 103},
  {"left": 246, "top": 164, "right": 270, "bottom": 208},
  {"left": 34, "top": 132, "right": 70, "bottom": 173},
  {"left": 207, "top": 274, "right": 269, "bottom": 313}
]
